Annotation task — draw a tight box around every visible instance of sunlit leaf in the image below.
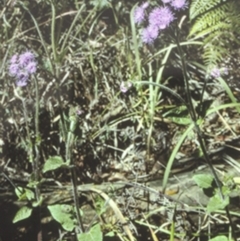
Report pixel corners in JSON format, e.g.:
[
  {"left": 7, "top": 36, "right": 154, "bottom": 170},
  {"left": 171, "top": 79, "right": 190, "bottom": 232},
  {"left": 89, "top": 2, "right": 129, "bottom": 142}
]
[
  {"left": 77, "top": 223, "right": 103, "bottom": 241},
  {"left": 48, "top": 204, "right": 75, "bottom": 231},
  {"left": 193, "top": 174, "right": 214, "bottom": 189},
  {"left": 43, "top": 156, "right": 68, "bottom": 173},
  {"left": 207, "top": 195, "right": 229, "bottom": 213},
  {"left": 13, "top": 206, "right": 32, "bottom": 223}
]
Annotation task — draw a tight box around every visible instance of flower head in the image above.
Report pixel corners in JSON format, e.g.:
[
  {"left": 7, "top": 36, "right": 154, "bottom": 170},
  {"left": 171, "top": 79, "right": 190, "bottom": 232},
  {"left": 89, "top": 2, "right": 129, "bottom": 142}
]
[
  {"left": 120, "top": 82, "right": 132, "bottom": 93},
  {"left": 134, "top": 2, "right": 149, "bottom": 24},
  {"left": 210, "top": 68, "right": 221, "bottom": 78},
  {"left": 10, "top": 54, "right": 18, "bottom": 64},
  {"left": 19, "top": 51, "right": 35, "bottom": 67},
  {"left": 8, "top": 50, "right": 37, "bottom": 87},
  {"left": 149, "top": 6, "right": 174, "bottom": 30},
  {"left": 141, "top": 24, "right": 159, "bottom": 44},
  {"left": 210, "top": 66, "right": 228, "bottom": 78},
  {"left": 9, "top": 63, "right": 19, "bottom": 76},
  {"left": 16, "top": 72, "right": 29, "bottom": 86},
  {"left": 170, "top": 0, "right": 188, "bottom": 10},
  {"left": 16, "top": 79, "right": 28, "bottom": 87},
  {"left": 25, "top": 61, "right": 37, "bottom": 74}
]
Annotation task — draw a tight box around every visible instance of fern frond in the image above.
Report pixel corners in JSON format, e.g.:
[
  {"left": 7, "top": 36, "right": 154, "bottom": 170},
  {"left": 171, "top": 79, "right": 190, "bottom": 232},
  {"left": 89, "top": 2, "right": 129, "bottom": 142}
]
[
  {"left": 190, "top": 0, "right": 222, "bottom": 20},
  {"left": 189, "top": 0, "right": 240, "bottom": 69}
]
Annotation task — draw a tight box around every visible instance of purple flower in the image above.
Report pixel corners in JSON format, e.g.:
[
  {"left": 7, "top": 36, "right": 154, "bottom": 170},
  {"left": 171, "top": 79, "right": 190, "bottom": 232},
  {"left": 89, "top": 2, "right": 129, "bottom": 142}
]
[
  {"left": 10, "top": 54, "right": 18, "bottom": 64},
  {"left": 210, "top": 67, "right": 221, "bottom": 78},
  {"left": 149, "top": 6, "right": 174, "bottom": 30},
  {"left": 210, "top": 66, "right": 228, "bottom": 78},
  {"left": 76, "top": 109, "right": 83, "bottom": 115},
  {"left": 19, "top": 51, "right": 35, "bottom": 67},
  {"left": 120, "top": 82, "right": 132, "bottom": 93},
  {"left": 134, "top": 2, "right": 149, "bottom": 24},
  {"left": 8, "top": 50, "right": 37, "bottom": 87},
  {"left": 141, "top": 24, "right": 159, "bottom": 44},
  {"left": 16, "top": 79, "right": 28, "bottom": 87},
  {"left": 170, "top": 0, "right": 188, "bottom": 10},
  {"left": 9, "top": 64, "right": 19, "bottom": 76},
  {"left": 25, "top": 61, "right": 37, "bottom": 74}
]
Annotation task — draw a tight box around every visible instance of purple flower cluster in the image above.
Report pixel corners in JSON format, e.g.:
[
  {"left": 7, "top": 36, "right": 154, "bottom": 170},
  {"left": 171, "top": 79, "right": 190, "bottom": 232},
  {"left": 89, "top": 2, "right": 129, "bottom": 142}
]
[
  {"left": 210, "top": 67, "right": 228, "bottom": 78},
  {"left": 9, "top": 51, "right": 37, "bottom": 87},
  {"left": 120, "top": 81, "right": 132, "bottom": 93},
  {"left": 134, "top": 0, "right": 188, "bottom": 44}
]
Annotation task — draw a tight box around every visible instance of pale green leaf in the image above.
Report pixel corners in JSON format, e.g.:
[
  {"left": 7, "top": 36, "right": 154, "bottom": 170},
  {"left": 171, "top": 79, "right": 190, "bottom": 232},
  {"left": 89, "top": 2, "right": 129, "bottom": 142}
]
[
  {"left": 209, "top": 235, "right": 230, "bottom": 241},
  {"left": 48, "top": 204, "right": 75, "bottom": 231},
  {"left": 207, "top": 195, "right": 229, "bottom": 213},
  {"left": 13, "top": 206, "right": 32, "bottom": 223},
  {"left": 77, "top": 223, "right": 103, "bottom": 241},
  {"left": 192, "top": 174, "right": 214, "bottom": 188},
  {"left": 43, "top": 156, "right": 67, "bottom": 173}
]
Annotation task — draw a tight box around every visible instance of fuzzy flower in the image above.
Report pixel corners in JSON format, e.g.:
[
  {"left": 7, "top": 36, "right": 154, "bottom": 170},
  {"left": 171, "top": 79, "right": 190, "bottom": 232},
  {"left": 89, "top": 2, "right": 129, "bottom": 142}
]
[
  {"left": 16, "top": 79, "right": 28, "bottom": 87},
  {"left": 148, "top": 6, "right": 174, "bottom": 30},
  {"left": 141, "top": 24, "right": 159, "bottom": 44},
  {"left": 10, "top": 54, "right": 18, "bottom": 64},
  {"left": 8, "top": 50, "right": 37, "bottom": 87},
  {"left": 170, "top": 0, "right": 188, "bottom": 10},
  {"left": 134, "top": 2, "right": 149, "bottom": 24},
  {"left": 211, "top": 68, "right": 221, "bottom": 78},
  {"left": 25, "top": 61, "right": 37, "bottom": 74},
  {"left": 9, "top": 63, "right": 19, "bottom": 76},
  {"left": 210, "top": 66, "right": 228, "bottom": 78},
  {"left": 120, "top": 82, "right": 132, "bottom": 93},
  {"left": 18, "top": 51, "right": 35, "bottom": 67}
]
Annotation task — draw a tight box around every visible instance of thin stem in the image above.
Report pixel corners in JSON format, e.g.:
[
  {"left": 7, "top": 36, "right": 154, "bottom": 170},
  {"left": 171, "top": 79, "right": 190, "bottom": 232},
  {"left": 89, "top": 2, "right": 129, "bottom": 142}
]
[
  {"left": 66, "top": 111, "right": 84, "bottom": 233},
  {"left": 175, "top": 28, "right": 223, "bottom": 196},
  {"left": 33, "top": 75, "right": 41, "bottom": 201}
]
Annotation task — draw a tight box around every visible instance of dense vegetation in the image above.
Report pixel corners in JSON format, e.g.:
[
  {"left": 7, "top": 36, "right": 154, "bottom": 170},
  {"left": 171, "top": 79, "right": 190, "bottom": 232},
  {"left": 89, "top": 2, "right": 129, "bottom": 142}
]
[{"left": 1, "top": 0, "right": 240, "bottom": 240}]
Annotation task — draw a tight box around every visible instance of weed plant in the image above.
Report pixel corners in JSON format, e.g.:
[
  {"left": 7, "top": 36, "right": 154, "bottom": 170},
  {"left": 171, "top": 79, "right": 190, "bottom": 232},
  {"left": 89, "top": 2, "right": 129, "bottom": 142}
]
[{"left": 0, "top": 0, "right": 240, "bottom": 240}]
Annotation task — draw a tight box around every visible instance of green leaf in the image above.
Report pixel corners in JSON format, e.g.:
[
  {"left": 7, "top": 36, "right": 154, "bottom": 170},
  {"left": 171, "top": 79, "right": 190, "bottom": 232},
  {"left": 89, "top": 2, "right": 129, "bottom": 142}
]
[
  {"left": 90, "top": 0, "right": 111, "bottom": 10},
  {"left": 43, "top": 156, "right": 68, "bottom": 173},
  {"left": 209, "top": 235, "right": 230, "bottom": 241},
  {"left": 15, "top": 187, "right": 35, "bottom": 201},
  {"left": 13, "top": 206, "right": 32, "bottom": 223},
  {"left": 207, "top": 195, "right": 229, "bottom": 213},
  {"left": 48, "top": 204, "right": 75, "bottom": 231},
  {"left": 192, "top": 174, "right": 214, "bottom": 188},
  {"left": 77, "top": 223, "right": 103, "bottom": 241}
]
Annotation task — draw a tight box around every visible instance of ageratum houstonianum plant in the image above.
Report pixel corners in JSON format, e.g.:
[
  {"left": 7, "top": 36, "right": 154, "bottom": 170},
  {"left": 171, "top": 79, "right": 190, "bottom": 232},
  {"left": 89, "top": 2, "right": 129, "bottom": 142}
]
[
  {"left": 9, "top": 50, "right": 37, "bottom": 86},
  {"left": 9, "top": 50, "right": 41, "bottom": 203},
  {"left": 134, "top": 0, "right": 188, "bottom": 44},
  {"left": 133, "top": 0, "right": 227, "bottom": 204}
]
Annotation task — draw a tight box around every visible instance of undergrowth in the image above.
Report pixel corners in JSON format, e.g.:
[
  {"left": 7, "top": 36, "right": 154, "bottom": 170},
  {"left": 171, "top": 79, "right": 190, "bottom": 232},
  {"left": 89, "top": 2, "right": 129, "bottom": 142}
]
[{"left": 0, "top": 0, "right": 240, "bottom": 241}]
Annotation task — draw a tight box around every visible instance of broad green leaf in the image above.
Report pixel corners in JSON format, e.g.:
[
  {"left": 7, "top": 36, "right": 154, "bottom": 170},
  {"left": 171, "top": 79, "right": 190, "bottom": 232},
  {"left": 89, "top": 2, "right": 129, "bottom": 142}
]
[
  {"left": 13, "top": 206, "right": 32, "bottom": 223},
  {"left": 192, "top": 174, "right": 214, "bottom": 188},
  {"left": 77, "top": 223, "right": 103, "bottom": 241},
  {"left": 209, "top": 235, "right": 230, "bottom": 241},
  {"left": 48, "top": 204, "right": 75, "bottom": 231},
  {"left": 15, "top": 187, "right": 34, "bottom": 201},
  {"left": 207, "top": 195, "right": 229, "bottom": 213},
  {"left": 43, "top": 156, "right": 67, "bottom": 173}
]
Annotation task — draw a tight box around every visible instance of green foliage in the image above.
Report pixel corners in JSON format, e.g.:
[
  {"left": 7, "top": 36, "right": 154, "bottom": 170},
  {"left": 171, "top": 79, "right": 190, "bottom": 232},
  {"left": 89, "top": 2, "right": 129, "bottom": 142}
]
[
  {"left": 193, "top": 174, "right": 230, "bottom": 213},
  {"left": 43, "top": 156, "right": 69, "bottom": 173},
  {"left": 209, "top": 236, "right": 231, "bottom": 241},
  {"left": 13, "top": 206, "right": 33, "bottom": 223},
  {"left": 192, "top": 174, "right": 214, "bottom": 189},
  {"left": 77, "top": 224, "right": 103, "bottom": 241},
  {"left": 48, "top": 204, "right": 76, "bottom": 232},
  {"left": 207, "top": 194, "right": 229, "bottom": 213},
  {"left": 189, "top": 0, "right": 240, "bottom": 68},
  {"left": 89, "top": 0, "right": 112, "bottom": 10}
]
